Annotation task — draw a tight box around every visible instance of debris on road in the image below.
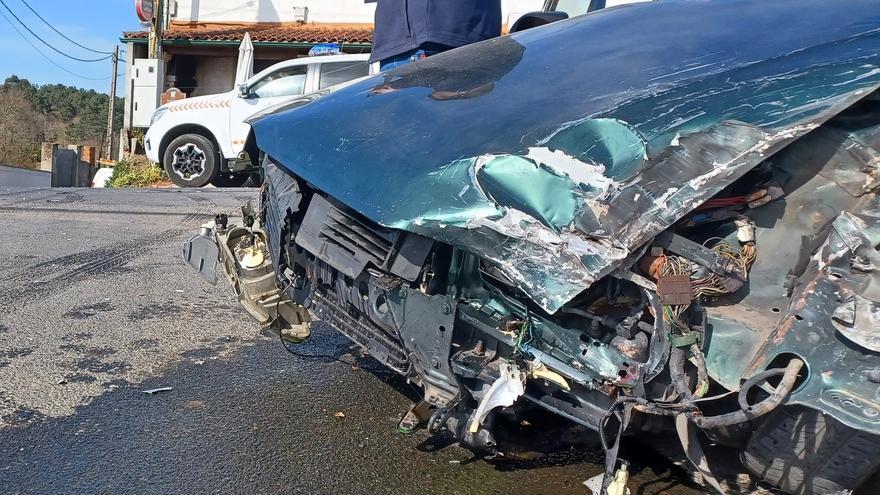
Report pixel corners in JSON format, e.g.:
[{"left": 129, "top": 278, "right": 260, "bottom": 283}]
[{"left": 142, "top": 387, "right": 173, "bottom": 395}]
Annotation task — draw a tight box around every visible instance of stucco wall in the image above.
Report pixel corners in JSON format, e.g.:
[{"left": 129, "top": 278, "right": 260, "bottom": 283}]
[
  {"left": 173, "top": 0, "right": 375, "bottom": 24},
  {"left": 172, "top": 0, "right": 544, "bottom": 26}
]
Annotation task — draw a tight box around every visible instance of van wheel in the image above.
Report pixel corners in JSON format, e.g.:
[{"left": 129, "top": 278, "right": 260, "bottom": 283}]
[
  {"left": 210, "top": 173, "right": 250, "bottom": 187},
  {"left": 742, "top": 406, "right": 880, "bottom": 494},
  {"left": 163, "top": 134, "right": 218, "bottom": 188}
]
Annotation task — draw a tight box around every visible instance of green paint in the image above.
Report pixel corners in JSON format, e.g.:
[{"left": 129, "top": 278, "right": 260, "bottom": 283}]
[
  {"left": 545, "top": 118, "right": 646, "bottom": 180},
  {"left": 477, "top": 155, "right": 578, "bottom": 231}
]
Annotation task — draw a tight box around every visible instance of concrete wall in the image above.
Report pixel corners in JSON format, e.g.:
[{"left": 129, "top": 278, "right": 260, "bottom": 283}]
[
  {"left": 171, "top": 0, "right": 544, "bottom": 26},
  {"left": 192, "top": 56, "right": 237, "bottom": 96}
]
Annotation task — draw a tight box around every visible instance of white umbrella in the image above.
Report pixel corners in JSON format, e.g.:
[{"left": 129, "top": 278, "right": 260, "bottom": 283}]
[{"left": 234, "top": 32, "right": 255, "bottom": 86}]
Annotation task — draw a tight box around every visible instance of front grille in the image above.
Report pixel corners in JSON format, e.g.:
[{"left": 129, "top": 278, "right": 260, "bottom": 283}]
[
  {"left": 321, "top": 206, "right": 393, "bottom": 266},
  {"left": 296, "top": 194, "right": 397, "bottom": 280},
  {"left": 308, "top": 286, "right": 409, "bottom": 374}
]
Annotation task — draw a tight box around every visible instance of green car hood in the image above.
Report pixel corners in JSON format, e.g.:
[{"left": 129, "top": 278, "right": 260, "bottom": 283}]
[{"left": 251, "top": 0, "right": 880, "bottom": 313}]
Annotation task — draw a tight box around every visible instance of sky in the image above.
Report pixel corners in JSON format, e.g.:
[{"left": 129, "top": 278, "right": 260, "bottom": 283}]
[{"left": 0, "top": 0, "right": 143, "bottom": 95}]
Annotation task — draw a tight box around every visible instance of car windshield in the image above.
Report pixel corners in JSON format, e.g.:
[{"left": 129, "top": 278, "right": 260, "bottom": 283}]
[{"left": 250, "top": 65, "right": 308, "bottom": 98}]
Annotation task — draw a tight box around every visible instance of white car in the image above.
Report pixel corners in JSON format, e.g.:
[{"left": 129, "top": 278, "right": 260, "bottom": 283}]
[{"left": 145, "top": 53, "right": 371, "bottom": 187}]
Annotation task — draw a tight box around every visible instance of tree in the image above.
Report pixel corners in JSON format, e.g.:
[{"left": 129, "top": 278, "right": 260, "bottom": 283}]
[
  {"left": 0, "top": 87, "right": 43, "bottom": 168},
  {"left": 0, "top": 75, "right": 124, "bottom": 167}
]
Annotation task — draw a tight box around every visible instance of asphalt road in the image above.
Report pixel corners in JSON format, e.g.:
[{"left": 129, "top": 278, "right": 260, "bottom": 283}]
[
  {"left": 0, "top": 165, "right": 51, "bottom": 188},
  {"left": 0, "top": 187, "right": 715, "bottom": 495}
]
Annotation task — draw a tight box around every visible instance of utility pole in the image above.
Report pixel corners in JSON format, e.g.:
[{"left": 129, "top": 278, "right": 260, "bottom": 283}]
[
  {"left": 104, "top": 45, "right": 119, "bottom": 160},
  {"left": 148, "top": 0, "right": 164, "bottom": 59}
]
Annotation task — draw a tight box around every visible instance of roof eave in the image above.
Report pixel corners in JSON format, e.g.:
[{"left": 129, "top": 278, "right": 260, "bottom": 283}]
[{"left": 120, "top": 37, "right": 371, "bottom": 48}]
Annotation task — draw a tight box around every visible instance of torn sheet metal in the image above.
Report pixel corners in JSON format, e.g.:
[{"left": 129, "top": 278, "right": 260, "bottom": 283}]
[
  {"left": 742, "top": 201, "right": 880, "bottom": 433},
  {"left": 833, "top": 294, "right": 880, "bottom": 351},
  {"left": 826, "top": 210, "right": 880, "bottom": 351},
  {"left": 251, "top": 0, "right": 880, "bottom": 313}
]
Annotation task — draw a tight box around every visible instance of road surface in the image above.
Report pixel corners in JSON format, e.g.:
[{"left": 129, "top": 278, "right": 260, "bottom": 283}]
[
  {"left": 0, "top": 165, "right": 51, "bottom": 188},
  {"left": 0, "top": 187, "right": 717, "bottom": 494}
]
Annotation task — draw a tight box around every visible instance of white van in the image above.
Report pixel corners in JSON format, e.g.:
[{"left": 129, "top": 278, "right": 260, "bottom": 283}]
[{"left": 145, "top": 53, "right": 371, "bottom": 187}]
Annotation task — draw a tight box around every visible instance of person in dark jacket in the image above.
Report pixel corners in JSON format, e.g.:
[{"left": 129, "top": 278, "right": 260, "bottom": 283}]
[
  {"left": 366, "top": 0, "right": 503, "bottom": 71},
  {"left": 368, "top": 35, "right": 525, "bottom": 100}
]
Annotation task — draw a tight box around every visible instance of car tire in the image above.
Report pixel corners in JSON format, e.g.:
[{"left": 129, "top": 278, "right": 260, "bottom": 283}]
[
  {"left": 163, "top": 133, "right": 219, "bottom": 188},
  {"left": 210, "top": 173, "right": 250, "bottom": 188},
  {"left": 742, "top": 405, "right": 880, "bottom": 494}
]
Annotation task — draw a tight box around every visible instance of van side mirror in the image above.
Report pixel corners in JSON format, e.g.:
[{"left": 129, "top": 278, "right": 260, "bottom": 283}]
[
  {"left": 510, "top": 11, "right": 569, "bottom": 33},
  {"left": 237, "top": 83, "right": 249, "bottom": 98}
]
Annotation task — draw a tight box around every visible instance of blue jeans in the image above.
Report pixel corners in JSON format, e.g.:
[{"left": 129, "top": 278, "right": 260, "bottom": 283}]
[{"left": 379, "top": 43, "right": 448, "bottom": 71}]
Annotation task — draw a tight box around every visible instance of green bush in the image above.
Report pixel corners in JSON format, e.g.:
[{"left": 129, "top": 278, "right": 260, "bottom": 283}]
[
  {"left": 108, "top": 155, "right": 167, "bottom": 187},
  {"left": 22, "top": 143, "right": 40, "bottom": 164}
]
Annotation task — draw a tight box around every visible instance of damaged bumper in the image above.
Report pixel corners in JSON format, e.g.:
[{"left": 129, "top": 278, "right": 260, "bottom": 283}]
[{"left": 183, "top": 210, "right": 311, "bottom": 343}]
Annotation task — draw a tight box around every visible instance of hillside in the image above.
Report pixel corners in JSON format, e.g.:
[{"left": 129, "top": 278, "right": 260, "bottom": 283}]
[{"left": 0, "top": 75, "right": 123, "bottom": 169}]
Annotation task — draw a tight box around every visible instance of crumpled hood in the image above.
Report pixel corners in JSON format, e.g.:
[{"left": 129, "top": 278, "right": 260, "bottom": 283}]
[{"left": 251, "top": 0, "right": 880, "bottom": 313}]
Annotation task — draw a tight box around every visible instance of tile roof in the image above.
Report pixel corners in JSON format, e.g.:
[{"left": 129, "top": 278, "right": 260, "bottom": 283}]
[{"left": 123, "top": 23, "right": 373, "bottom": 45}]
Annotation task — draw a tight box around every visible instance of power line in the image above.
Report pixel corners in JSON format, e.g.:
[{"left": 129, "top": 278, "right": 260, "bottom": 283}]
[
  {"left": 0, "top": 0, "right": 111, "bottom": 62},
  {"left": 17, "top": 0, "right": 113, "bottom": 55},
  {"left": 0, "top": 7, "right": 109, "bottom": 81}
]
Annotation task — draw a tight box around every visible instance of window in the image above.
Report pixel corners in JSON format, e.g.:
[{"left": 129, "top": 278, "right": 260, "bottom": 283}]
[
  {"left": 549, "top": 0, "right": 590, "bottom": 16},
  {"left": 250, "top": 65, "right": 308, "bottom": 98},
  {"left": 547, "top": 0, "right": 653, "bottom": 15},
  {"left": 605, "top": 0, "right": 653, "bottom": 7},
  {"left": 318, "top": 61, "right": 369, "bottom": 90}
]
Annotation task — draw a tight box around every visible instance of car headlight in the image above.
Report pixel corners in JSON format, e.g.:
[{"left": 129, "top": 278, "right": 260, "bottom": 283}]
[{"left": 150, "top": 107, "right": 169, "bottom": 125}]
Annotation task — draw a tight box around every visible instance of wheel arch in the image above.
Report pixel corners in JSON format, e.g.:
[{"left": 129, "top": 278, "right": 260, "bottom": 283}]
[{"left": 159, "top": 124, "right": 221, "bottom": 165}]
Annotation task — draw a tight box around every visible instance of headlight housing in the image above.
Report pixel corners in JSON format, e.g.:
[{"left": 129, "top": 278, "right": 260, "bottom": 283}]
[{"left": 150, "top": 107, "right": 169, "bottom": 125}]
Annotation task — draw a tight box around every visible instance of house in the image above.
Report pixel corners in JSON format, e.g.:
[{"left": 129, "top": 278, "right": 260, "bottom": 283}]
[{"left": 120, "top": 0, "right": 545, "bottom": 141}]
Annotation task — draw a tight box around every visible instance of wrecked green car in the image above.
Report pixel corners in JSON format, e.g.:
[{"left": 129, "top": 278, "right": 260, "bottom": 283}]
[{"left": 184, "top": 0, "right": 880, "bottom": 493}]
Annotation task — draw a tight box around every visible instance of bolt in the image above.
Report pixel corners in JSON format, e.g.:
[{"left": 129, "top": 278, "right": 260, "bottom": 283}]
[
  {"left": 398, "top": 287, "right": 407, "bottom": 298},
  {"left": 441, "top": 302, "right": 452, "bottom": 315},
  {"left": 864, "top": 407, "right": 879, "bottom": 418},
  {"left": 431, "top": 357, "right": 441, "bottom": 369},
  {"left": 474, "top": 340, "right": 485, "bottom": 356}
]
